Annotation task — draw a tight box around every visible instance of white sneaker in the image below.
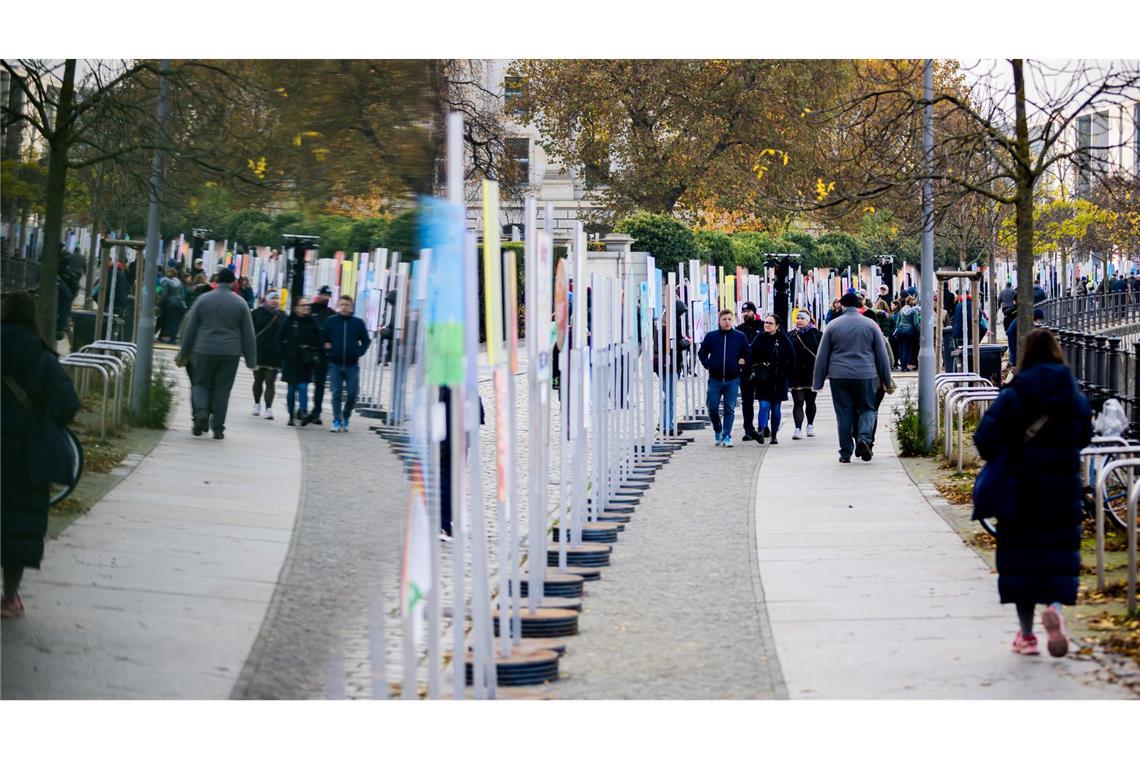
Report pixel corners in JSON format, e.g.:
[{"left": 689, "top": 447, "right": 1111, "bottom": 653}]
[
  {"left": 252, "top": 403, "right": 260, "bottom": 416},
  {"left": 806, "top": 424, "right": 815, "bottom": 437},
  {"left": 723, "top": 436, "right": 734, "bottom": 448},
  {"left": 264, "top": 408, "right": 274, "bottom": 420},
  {"left": 792, "top": 428, "right": 803, "bottom": 440}
]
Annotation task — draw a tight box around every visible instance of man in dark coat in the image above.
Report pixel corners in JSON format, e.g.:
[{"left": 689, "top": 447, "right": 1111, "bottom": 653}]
[
  {"left": 305, "top": 285, "right": 336, "bottom": 425},
  {"left": 736, "top": 301, "right": 763, "bottom": 441},
  {"left": 698, "top": 308, "right": 751, "bottom": 447},
  {"left": 320, "top": 295, "right": 372, "bottom": 432},
  {"left": 973, "top": 330, "right": 1091, "bottom": 657},
  {"left": 1, "top": 293, "right": 81, "bottom": 618}
]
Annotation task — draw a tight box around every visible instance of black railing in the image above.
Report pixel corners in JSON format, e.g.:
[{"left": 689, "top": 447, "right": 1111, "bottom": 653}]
[
  {"left": 0, "top": 256, "right": 41, "bottom": 294},
  {"left": 1041, "top": 293, "right": 1140, "bottom": 434}
]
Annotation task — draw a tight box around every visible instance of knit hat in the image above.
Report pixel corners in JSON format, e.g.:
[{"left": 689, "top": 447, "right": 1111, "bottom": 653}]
[
  {"left": 741, "top": 301, "right": 757, "bottom": 313},
  {"left": 839, "top": 292, "right": 862, "bottom": 307},
  {"left": 215, "top": 268, "right": 236, "bottom": 284}
]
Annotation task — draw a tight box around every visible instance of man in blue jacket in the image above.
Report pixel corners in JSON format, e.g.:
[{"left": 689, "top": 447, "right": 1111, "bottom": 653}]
[
  {"left": 320, "top": 295, "right": 372, "bottom": 432},
  {"left": 698, "top": 308, "right": 751, "bottom": 447}
]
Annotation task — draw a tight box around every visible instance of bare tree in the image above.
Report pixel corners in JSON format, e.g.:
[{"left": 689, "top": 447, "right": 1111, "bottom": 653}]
[{"left": 759, "top": 59, "right": 1140, "bottom": 356}]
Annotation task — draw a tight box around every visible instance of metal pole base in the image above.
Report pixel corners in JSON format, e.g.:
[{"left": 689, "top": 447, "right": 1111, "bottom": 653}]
[
  {"left": 546, "top": 542, "right": 612, "bottom": 568},
  {"left": 554, "top": 523, "right": 620, "bottom": 543}
]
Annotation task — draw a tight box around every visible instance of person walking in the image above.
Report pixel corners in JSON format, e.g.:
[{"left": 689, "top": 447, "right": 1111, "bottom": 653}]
[
  {"left": 788, "top": 310, "right": 822, "bottom": 440},
  {"left": 1, "top": 292, "right": 80, "bottom": 619},
  {"left": 321, "top": 295, "right": 372, "bottom": 433},
  {"left": 751, "top": 313, "right": 796, "bottom": 445},
  {"left": 812, "top": 292, "right": 893, "bottom": 463},
  {"left": 158, "top": 267, "right": 188, "bottom": 343},
  {"left": 304, "top": 285, "right": 336, "bottom": 426},
  {"left": 237, "top": 275, "right": 256, "bottom": 309},
  {"left": 894, "top": 296, "right": 921, "bottom": 371},
  {"left": 697, "top": 308, "right": 751, "bottom": 447},
  {"left": 277, "top": 296, "right": 321, "bottom": 427},
  {"left": 973, "top": 329, "right": 1090, "bottom": 657},
  {"left": 177, "top": 267, "right": 256, "bottom": 440},
  {"left": 736, "top": 301, "right": 763, "bottom": 441},
  {"left": 250, "top": 291, "right": 283, "bottom": 420}
]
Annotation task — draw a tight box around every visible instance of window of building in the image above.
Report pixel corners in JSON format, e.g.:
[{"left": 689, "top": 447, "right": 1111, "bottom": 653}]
[
  {"left": 505, "top": 137, "right": 530, "bottom": 185},
  {"left": 1075, "top": 114, "right": 1092, "bottom": 198},
  {"left": 503, "top": 76, "right": 524, "bottom": 114}
]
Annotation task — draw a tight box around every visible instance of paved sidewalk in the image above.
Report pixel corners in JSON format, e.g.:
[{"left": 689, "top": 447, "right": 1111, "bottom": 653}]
[
  {"left": 754, "top": 377, "right": 1132, "bottom": 699},
  {"left": 550, "top": 431, "right": 786, "bottom": 700},
  {"left": 1, "top": 356, "right": 302, "bottom": 699}
]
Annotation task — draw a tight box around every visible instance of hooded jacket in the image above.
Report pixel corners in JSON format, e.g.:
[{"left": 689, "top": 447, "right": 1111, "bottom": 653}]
[
  {"left": 251, "top": 304, "right": 284, "bottom": 368},
  {"left": 750, "top": 329, "right": 796, "bottom": 402}
]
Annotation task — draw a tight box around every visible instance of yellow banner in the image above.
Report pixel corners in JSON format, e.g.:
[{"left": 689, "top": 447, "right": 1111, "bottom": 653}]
[{"left": 482, "top": 180, "right": 503, "bottom": 365}]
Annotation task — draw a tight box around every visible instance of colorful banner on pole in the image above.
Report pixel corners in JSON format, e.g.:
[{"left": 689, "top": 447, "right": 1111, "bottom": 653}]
[{"left": 420, "top": 197, "right": 466, "bottom": 386}]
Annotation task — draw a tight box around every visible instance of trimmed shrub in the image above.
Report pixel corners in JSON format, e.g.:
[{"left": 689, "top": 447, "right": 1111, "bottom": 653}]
[
  {"left": 694, "top": 229, "right": 734, "bottom": 268},
  {"left": 614, "top": 212, "right": 695, "bottom": 272},
  {"left": 132, "top": 363, "right": 174, "bottom": 430}
]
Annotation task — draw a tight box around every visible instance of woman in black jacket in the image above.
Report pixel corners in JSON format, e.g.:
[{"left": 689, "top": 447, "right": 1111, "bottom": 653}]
[
  {"left": 250, "top": 291, "right": 283, "bottom": 420},
  {"left": 277, "top": 297, "right": 321, "bottom": 426},
  {"left": 1, "top": 291, "right": 80, "bottom": 619},
  {"left": 973, "top": 329, "right": 1091, "bottom": 658},
  {"left": 751, "top": 314, "right": 796, "bottom": 445},
  {"left": 788, "top": 309, "right": 822, "bottom": 439}
]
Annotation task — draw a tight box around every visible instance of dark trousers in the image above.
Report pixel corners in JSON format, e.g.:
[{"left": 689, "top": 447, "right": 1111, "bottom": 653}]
[
  {"left": 829, "top": 377, "right": 878, "bottom": 459},
  {"left": 252, "top": 367, "right": 277, "bottom": 408},
  {"left": 190, "top": 353, "right": 240, "bottom": 433},
  {"left": 791, "top": 388, "right": 817, "bottom": 428},
  {"left": 310, "top": 356, "right": 329, "bottom": 417},
  {"left": 740, "top": 378, "right": 758, "bottom": 434}
]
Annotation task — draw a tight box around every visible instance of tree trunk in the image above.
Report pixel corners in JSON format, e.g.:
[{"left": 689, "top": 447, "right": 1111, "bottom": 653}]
[
  {"left": 35, "top": 59, "right": 77, "bottom": 342},
  {"left": 1011, "top": 60, "right": 1035, "bottom": 364}
]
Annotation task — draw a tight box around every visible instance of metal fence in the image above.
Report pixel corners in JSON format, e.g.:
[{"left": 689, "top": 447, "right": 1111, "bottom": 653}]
[
  {"left": 0, "top": 256, "right": 41, "bottom": 293},
  {"left": 1040, "top": 293, "right": 1140, "bottom": 434}
]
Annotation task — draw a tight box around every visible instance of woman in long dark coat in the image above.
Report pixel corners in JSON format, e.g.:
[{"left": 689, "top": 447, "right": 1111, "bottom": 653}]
[
  {"left": 751, "top": 314, "right": 796, "bottom": 445},
  {"left": 973, "top": 329, "right": 1091, "bottom": 657},
  {"left": 1, "top": 291, "right": 80, "bottom": 619},
  {"left": 277, "top": 297, "right": 321, "bottom": 426},
  {"left": 787, "top": 309, "right": 822, "bottom": 439}
]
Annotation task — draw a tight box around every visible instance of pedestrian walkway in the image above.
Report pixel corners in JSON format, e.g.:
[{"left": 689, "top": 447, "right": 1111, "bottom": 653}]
[
  {"left": 754, "top": 379, "right": 1132, "bottom": 699},
  {"left": 1, "top": 356, "right": 302, "bottom": 699},
  {"left": 549, "top": 434, "right": 787, "bottom": 699}
]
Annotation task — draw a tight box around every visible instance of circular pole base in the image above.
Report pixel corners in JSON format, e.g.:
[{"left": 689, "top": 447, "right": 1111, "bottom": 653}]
[
  {"left": 554, "top": 524, "right": 619, "bottom": 543},
  {"left": 515, "top": 572, "right": 584, "bottom": 599},
  {"left": 547, "top": 542, "right": 612, "bottom": 568},
  {"left": 464, "top": 648, "right": 559, "bottom": 687},
  {"left": 492, "top": 608, "right": 579, "bottom": 638}
]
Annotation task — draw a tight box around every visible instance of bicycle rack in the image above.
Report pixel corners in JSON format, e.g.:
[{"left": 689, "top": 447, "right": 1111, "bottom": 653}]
[
  {"left": 1126, "top": 482, "right": 1139, "bottom": 615},
  {"left": 1095, "top": 456, "right": 1140, "bottom": 593},
  {"left": 71, "top": 353, "right": 126, "bottom": 430},
  {"left": 935, "top": 375, "right": 990, "bottom": 438},
  {"left": 942, "top": 385, "right": 995, "bottom": 458},
  {"left": 953, "top": 391, "right": 1000, "bottom": 471},
  {"left": 60, "top": 355, "right": 116, "bottom": 440},
  {"left": 81, "top": 342, "right": 137, "bottom": 407}
]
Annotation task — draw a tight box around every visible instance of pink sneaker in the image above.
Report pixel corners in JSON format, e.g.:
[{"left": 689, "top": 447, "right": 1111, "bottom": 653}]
[
  {"left": 0, "top": 593, "right": 25, "bottom": 619},
  {"left": 1041, "top": 606, "right": 1069, "bottom": 657},
  {"left": 1011, "top": 631, "right": 1040, "bottom": 655}
]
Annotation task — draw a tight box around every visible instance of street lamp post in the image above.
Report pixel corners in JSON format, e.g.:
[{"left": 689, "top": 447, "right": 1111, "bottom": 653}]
[{"left": 919, "top": 59, "right": 936, "bottom": 448}]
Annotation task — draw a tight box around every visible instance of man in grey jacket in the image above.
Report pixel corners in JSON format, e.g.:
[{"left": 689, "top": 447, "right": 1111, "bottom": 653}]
[
  {"left": 177, "top": 268, "right": 257, "bottom": 439},
  {"left": 812, "top": 292, "right": 893, "bottom": 463}
]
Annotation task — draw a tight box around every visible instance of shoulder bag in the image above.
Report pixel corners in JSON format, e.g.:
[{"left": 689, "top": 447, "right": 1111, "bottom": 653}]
[{"left": 3, "top": 373, "right": 78, "bottom": 486}]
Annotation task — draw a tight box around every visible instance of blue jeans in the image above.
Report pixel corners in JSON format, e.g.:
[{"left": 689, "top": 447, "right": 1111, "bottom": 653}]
[
  {"left": 329, "top": 363, "right": 360, "bottom": 422},
  {"left": 758, "top": 399, "right": 782, "bottom": 435},
  {"left": 706, "top": 378, "right": 740, "bottom": 439},
  {"left": 286, "top": 383, "right": 309, "bottom": 416},
  {"left": 659, "top": 371, "right": 676, "bottom": 434},
  {"left": 829, "top": 377, "right": 878, "bottom": 459}
]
